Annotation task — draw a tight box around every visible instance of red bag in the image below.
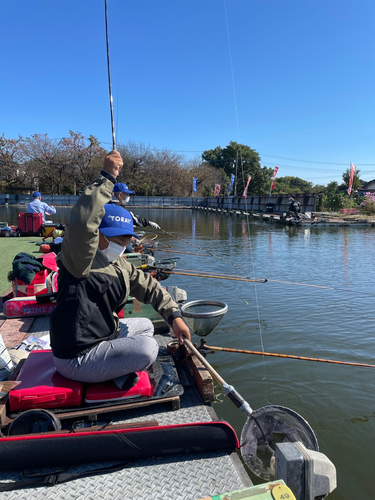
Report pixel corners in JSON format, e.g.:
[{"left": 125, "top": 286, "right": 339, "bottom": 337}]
[{"left": 12, "top": 269, "right": 50, "bottom": 297}]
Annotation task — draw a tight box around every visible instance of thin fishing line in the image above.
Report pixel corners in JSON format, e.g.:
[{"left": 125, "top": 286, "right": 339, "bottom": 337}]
[
  {"left": 116, "top": 86, "right": 119, "bottom": 141},
  {"left": 160, "top": 228, "right": 247, "bottom": 272},
  {"left": 223, "top": 0, "right": 268, "bottom": 386},
  {"left": 223, "top": 0, "right": 240, "bottom": 142}
]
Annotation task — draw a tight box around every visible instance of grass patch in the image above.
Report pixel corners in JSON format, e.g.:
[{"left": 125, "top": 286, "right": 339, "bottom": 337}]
[{"left": 0, "top": 237, "right": 42, "bottom": 294}]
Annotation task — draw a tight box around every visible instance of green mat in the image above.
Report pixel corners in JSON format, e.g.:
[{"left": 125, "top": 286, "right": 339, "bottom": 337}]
[{"left": 0, "top": 237, "right": 42, "bottom": 294}]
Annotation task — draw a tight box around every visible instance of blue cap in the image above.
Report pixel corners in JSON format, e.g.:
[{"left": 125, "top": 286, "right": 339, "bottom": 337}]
[
  {"left": 32, "top": 191, "right": 41, "bottom": 198},
  {"left": 113, "top": 183, "right": 134, "bottom": 195},
  {"left": 99, "top": 204, "right": 138, "bottom": 238}
]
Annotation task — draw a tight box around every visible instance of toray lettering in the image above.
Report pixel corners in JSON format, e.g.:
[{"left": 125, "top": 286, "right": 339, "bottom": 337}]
[{"left": 107, "top": 215, "right": 131, "bottom": 223}]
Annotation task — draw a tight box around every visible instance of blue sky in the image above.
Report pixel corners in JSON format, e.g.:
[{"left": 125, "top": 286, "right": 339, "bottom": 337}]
[{"left": 1, "top": 0, "right": 375, "bottom": 185}]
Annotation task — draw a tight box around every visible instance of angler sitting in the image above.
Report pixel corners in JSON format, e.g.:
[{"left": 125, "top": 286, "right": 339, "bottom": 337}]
[
  {"left": 111, "top": 182, "right": 161, "bottom": 230},
  {"left": 27, "top": 191, "right": 56, "bottom": 223},
  {"left": 49, "top": 150, "right": 190, "bottom": 389},
  {"left": 110, "top": 182, "right": 161, "bottom": 253},
  {"left": 288, "top": 197, "right": 301, "bottom": 219}
]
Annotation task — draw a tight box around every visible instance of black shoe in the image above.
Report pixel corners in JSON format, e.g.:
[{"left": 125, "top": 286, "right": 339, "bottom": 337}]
[{"left": 117, "top": 372, "right": 140, "bottom": 391}]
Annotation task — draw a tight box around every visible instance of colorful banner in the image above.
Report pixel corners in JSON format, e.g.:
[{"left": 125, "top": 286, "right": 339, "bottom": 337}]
[
  {"left": 214, "top": 184, "right": 221, "bottom": 196},
  {"left": 348, "top": 163, "right": 356, "bottom": 195},
  {"left": 228, "top": 174, "right": 235, "bottom": 194},
  {"left": 242, "top": 176, "right": 252, "bottom": 197},
  {"left": 271, "top": 166, "right": 279, "bottom": 190},
  {"left": 193, "top": 177, "right": 197, "bottom": 193}
]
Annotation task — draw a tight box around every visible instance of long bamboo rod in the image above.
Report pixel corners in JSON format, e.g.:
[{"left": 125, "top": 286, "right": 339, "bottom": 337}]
[
  {"left": 158, "top": 229, "right": 334, "bottom": 289},
  {"left": 162, "top": 270, "right": 267, "bottom": 283},
  {"left": 202, "top": 344, "right": 375, "bottom": 369},
  {"left": 166, "top": 268, "right": 332, "bottom": 289},
  {"left": 157, "top": 249, "right": 207, "bottom": 256}
]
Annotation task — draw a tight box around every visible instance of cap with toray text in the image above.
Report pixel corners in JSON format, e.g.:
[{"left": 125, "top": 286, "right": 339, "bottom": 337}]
[
  {"left": 99, "top": 204, "right": 138, "bottom": 238},
  {"left": 32, "top": 191, "right": 41, "bottom": 198},
  {"left": 113, "top": 183, "right": 134, "bottom": 194}
]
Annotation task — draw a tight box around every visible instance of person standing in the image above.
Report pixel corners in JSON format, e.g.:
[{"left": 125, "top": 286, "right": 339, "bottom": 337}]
[{"left": 27, "top": 191, "right": 56, "bottom": 222}]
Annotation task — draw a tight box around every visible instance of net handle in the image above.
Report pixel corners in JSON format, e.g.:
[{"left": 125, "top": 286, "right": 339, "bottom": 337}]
[
  {"left": 184, "top": 339, "right": 226, "bottom": 385},
  {"left": 184, "top": 339, "right": 253, "bottom": 416}
]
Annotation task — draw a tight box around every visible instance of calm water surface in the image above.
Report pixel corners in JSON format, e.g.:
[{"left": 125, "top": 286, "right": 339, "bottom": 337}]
[{"left": 1, "top": 205, "right": 374, "bottom": 499}]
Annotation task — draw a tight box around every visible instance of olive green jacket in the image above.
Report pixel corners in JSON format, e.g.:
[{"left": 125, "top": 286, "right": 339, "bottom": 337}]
[{"left": 50, "top": 171, "right": 181, "bottom": 359}]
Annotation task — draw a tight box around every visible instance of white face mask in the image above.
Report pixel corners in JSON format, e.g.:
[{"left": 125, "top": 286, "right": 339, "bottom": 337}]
[
  {"left": 102, "top": 236, "right": 125, "bottom": 262},
  {"left": 120, "top": 194, "right": 130, "bottom": 205}
]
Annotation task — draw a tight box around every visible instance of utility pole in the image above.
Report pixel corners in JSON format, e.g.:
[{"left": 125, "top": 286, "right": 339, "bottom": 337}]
[{"left": 234, "top": 149, "right": 238, "bottom": 196}]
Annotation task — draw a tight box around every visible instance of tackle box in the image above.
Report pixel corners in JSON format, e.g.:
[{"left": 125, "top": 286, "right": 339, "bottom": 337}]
[
  {"left": 9, "top": 350, "right": 84, "bottom": 411},
  {"left": 41, "top": 222, "right": 60, "bottom": 239},
  {"left": 17, "top": 213, "right": 43, "bottom": 235}
]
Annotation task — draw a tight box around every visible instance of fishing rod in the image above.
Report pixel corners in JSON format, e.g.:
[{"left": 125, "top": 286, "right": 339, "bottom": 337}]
[
  {"left": 159, "top": 228, "right": 333, "bottom": 289},
  {"left": 104, "top": 0, "right": 116, "bottom": 150},
  {"left": 199, "top": 339, "right": 375, "bottom": 369},
  {"left": 157, "top": 249, "right": 208, "bottom": 256},
  {"left": 171, "top": 268, "right": 332, "bottom": 290},
  {"left": 162, "top": 270, "right": 267, "bottom": 283},
  {"left": 138, "top": 263, "right": 266, "bottom": 283}
]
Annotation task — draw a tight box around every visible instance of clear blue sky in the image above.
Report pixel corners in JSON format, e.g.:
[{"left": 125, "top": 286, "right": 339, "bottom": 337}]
[{"left": 1, "top": 0, "right": 375, "bottom": 186}]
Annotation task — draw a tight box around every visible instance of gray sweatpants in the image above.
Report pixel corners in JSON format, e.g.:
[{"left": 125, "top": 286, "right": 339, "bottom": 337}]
[{"left": 53, "top": 318, "right": 158, "bottom": 386}]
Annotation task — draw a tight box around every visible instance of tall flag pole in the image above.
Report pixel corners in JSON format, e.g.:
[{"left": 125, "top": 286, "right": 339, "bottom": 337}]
[
  {"left": 348, "top": 163, "right": 356, "bottom": 195},
  {"left": 228, "top": 174, "right": 235, "bottom": 195},
  {"left": 193, "top": 177, "right": 198, "bottom": 193},
  {"left": 242, "top": 176, "right": 251, "bottom": 197}
]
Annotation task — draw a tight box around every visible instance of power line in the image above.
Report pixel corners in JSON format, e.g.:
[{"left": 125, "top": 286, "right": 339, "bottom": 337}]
[{"left": 47, "top": 138, "right": 375, "bottom": 168}]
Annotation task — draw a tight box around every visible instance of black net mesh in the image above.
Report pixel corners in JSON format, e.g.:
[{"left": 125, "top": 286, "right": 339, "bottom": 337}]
[{"left": 240, "top": 405, "right": 318, "bottom": 480}]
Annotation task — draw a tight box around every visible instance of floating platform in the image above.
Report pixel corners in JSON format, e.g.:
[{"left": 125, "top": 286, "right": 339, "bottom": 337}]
[{"left": 0, "top": 314, "right": 253, "bottom": 500}]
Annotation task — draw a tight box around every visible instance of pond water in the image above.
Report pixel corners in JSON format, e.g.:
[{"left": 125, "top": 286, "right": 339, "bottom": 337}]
[{"left": 1, "top": 204, "right": 374, "bottom": 499}]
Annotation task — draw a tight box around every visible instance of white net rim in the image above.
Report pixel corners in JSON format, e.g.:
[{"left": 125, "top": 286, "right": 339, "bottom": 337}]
[{"left": 180, "top": 300, "right": 228, "bottom": 319}]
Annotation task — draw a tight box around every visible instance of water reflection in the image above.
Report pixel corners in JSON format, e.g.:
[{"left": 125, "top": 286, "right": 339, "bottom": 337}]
[{"left": 1, "top": 205, "right": 374, "bottom": 498}]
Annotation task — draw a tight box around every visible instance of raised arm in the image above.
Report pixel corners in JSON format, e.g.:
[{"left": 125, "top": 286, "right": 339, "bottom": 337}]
[{"left": 61, "top": 151, "right": 123, "bottom": 278}]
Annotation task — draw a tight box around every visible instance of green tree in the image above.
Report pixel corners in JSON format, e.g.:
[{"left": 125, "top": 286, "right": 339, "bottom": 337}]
[
  {"left": 272, "top": 176, "right": 314, "bottom": 194},
  {"left": 317, "top": 181, "right": 360, "bottom": 211},
  {"left": 202, "top": 141, "right": 273, "bottom": 195},
  {"left": 342, "top": 167, "right": 362, "bottom": 193}
]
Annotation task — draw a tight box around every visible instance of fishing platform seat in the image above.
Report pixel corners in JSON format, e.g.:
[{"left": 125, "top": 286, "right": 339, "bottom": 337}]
[{"left": 9, "top": 350, "right": 152, "bottom": 412}]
